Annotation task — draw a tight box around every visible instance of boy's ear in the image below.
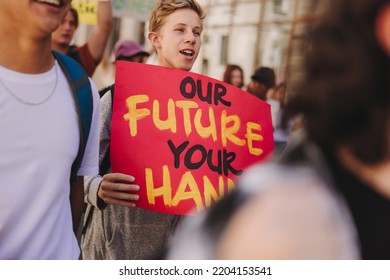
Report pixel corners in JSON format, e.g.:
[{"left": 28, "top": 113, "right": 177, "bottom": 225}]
[
  {"left": 147, "top": 32, "right": 161, "bottom": 49},
  {"left": 376, "top": 4, "right": 390, "bottom": 55}
]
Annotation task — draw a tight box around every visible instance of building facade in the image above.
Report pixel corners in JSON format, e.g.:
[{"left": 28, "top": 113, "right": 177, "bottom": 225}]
[
  {"left": 75, "top": 0, "right": 323, "bottom": 91},
  {"left": 194, "top": 0, "right": 323, "bottom": 90}
]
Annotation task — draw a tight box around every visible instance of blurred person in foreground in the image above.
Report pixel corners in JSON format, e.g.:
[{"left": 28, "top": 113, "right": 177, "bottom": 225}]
[
  {"left": 165, "top": 0, "right": 390, "bottom": 260},
  {"left": 81, "top": 0, "right": 205, "bottom": 259},
  {"left": 51, "top": 1, "right": 113, "bottom": 77}
]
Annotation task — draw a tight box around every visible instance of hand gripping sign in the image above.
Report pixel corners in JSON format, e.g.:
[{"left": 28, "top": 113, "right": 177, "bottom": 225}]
[{"left": 111, "top": 61, "right": 274, "bottom": 215}]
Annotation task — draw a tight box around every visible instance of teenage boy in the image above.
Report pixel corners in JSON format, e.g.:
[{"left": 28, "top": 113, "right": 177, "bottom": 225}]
[{"left": 81, "top": 0, "right": 205, "bottom": 260}]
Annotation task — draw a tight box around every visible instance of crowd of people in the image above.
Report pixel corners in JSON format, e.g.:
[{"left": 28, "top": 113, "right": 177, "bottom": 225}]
[
  {"left": 2, "top": 0, "right": 390, "bottom": 260},
  {"left": 223, "top": 63, "right": 294, "bottom": 157}
]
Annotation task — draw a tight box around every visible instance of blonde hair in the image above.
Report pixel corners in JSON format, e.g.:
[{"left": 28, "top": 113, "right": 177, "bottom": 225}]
[{"left": 149, "top": 0, "right": 206, "bottom": 34}]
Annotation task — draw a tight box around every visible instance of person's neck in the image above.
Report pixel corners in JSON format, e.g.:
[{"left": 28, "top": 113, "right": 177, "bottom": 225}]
[
  {"left": 0, "top": 33, "right": 54, "bottom": 74},
  {"left": 51, "top": 42, "right": 70, "bottom": 55},
  {"left": 338, "top": 146, "right": 390, "bottom": 199}
]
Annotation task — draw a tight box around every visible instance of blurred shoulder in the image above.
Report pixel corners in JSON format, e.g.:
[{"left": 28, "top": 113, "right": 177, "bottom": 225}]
[
  {"left": 167, "top": 162, "right": 359, "bottom": 259},
  {"left": 217, "top": 162, "right": 359, "bottom": 259}
]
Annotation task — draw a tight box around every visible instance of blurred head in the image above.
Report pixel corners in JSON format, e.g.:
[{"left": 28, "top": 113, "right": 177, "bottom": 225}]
[
  {"left": 268, "top": 82, "right": 287, "bottom": 105},
  {"left": 223, "top": 64, "right": 244, "bottom": 88},
  {"left": 68, "top": 6, "right": 79, "bottom": 28},
  {"left": 246, "top": 67, "right": 276, "bottom": 101},
  {"left": 148, "top": 0, "right": 206, "bottom": 71},
  {"left": 114, "top": 40, "right": 150, "bottom": 63},
  {"left": 285, "top": 0, "right": 390, "bottom": 164},
  {"left": 51, "top": 6, "right": 78, "bottom": 48},
  {"left": 251, "top": 67, "right": 276, "bottom": 89}
]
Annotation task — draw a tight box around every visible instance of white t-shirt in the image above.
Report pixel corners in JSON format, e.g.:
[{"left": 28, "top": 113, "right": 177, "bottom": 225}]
[
  {"left": 266, "top": 98, "right": 280, "bottom": 130},
  {"left": 0, "top": 60, "right": 100, "bottom": 259}
]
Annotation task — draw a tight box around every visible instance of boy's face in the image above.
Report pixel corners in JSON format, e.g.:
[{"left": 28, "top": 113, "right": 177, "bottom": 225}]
[
  {"left": 52, "top": 10, "right": 78, "bottom": 47},
  {"left": 151, "top": 8, "right": 202, "bottom": 71}
]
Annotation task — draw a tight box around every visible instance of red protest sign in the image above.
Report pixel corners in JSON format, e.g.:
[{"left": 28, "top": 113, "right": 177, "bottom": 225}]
[{"left": 111, "top": 61, "right": 274, "bottom": 215}]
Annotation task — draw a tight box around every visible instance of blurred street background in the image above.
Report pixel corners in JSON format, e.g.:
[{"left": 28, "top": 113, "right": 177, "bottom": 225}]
[{"left": 73, "top": 0, "right": 324, "bottom": 95}]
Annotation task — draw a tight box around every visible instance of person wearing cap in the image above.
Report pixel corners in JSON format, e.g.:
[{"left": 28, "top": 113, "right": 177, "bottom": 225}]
[
  {"left": 246, "top": 66, "right": 276, "bottom": 101},
  {"left": 114, "top": 40, "right": 150, "bottom": 63},
  {"left": 98, "top": 40, "right": 150, "bottom": 97}
]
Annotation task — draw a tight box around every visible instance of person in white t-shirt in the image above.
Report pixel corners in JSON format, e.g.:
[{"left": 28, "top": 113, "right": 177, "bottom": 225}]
[{"left": 0, "top": 0, "right": 100, "bottom": 259}]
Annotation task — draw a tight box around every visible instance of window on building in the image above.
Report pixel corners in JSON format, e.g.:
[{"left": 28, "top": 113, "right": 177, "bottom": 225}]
[
  {"left": 220, "top": 35, "right": 228, "bottom": 65},
  {"left": 274, "top": 0, "right": 287, "bottom": 14}
]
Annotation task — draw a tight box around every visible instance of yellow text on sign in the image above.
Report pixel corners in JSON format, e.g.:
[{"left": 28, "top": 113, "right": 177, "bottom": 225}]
[
  {"left": 72, "top": 0, "right": 98, "bottom": 25},
  {"left": 123, "top": 94, "right": 264, "bottom": 156},
  {"left": 146, "top": 165, "right": 236, "bottom": 212}
]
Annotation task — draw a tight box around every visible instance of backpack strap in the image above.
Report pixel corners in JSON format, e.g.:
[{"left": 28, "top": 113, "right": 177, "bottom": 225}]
[{"left": 52, "top": 50, "right": 93, "bottom": 188}]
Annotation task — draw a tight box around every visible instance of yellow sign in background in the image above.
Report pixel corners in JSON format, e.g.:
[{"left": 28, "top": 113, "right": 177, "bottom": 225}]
[
  {"left": 72, "top": 0, "right": 98, "bottom": 25},
  {"left": 71, "top": 0, "right": 157, "bottom": 24}
]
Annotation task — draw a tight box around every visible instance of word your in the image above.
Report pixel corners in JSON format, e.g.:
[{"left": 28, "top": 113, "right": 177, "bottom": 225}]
[{"left": 168, "top": 140, "right": 242, "bottom": 176}]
